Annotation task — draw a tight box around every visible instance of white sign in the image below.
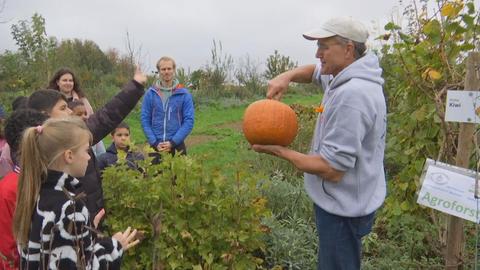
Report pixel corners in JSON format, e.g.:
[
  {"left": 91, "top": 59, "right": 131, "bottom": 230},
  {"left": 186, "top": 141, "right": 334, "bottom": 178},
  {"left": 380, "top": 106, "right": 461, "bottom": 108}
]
[
  {"left": 445, "top": 90, "right": 480, "bottom": 123},
  {"left": 417, "top": 159, "right": 480, "bottom": 223}
]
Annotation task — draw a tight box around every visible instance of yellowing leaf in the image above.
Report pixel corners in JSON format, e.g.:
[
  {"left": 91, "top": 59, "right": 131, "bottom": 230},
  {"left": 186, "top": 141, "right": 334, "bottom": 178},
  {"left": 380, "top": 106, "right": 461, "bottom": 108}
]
[
  {"left": 422, "top": 68, "right": 442, "bottom": 81},
  {"left": 441, "top": 3, "right": 456, "bottom": 16},
  {"left": 180, "top": 230, "right": 193, "bottom": 241},
  {"left": 428, "top": 69, "right": 442, "bottom": 80},
  {"left": 441, "top": 2, "right": 463, "bottom": 17},
  {"left": 117, "top": 150, "right": 127, "bottom": 161}
]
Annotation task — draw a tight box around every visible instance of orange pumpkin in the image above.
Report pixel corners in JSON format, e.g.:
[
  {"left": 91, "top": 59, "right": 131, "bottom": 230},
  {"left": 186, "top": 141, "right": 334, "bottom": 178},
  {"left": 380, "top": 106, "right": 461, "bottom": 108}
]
[{"left": 242, "top": 99, "right": 298, "bottom": 146}]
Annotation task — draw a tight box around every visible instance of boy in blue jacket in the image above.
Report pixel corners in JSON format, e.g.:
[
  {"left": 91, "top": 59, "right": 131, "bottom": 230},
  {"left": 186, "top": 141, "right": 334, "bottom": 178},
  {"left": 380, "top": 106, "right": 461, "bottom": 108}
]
[{"left": 141, "top": 56, "right": 194, "bottom": 164}]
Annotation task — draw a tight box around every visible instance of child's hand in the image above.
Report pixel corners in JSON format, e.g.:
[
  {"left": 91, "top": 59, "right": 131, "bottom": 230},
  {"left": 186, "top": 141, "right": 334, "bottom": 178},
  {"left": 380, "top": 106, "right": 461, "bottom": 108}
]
[
  {"left": 113, "top": 227, "right": 140, "bottom": 251},
  {"left": 93, "top": 208, "right": 105, "bottom": 228},
  {"left": 133, "top": 65, "right": 147, "bottom": 86}
]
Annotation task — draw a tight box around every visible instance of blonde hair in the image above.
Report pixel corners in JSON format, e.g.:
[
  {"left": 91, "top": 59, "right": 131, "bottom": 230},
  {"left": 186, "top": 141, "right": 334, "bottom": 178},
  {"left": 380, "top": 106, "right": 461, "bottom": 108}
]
[
  {"left": 13, "top": 117, "right": 92, "bottom": 247},
  {"left": 156, "top": 56, "right": 176, "bottom": 71}
]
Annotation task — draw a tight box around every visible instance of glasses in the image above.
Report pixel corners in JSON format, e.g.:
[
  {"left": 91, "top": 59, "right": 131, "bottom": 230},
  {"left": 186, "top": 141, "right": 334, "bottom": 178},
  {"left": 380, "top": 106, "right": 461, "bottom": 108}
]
[
  {"left": 316, "top": 38, "right": 351, "bottom": 51},
  {"left": 316, "top": 42, "right": 343, "bottom": 51}
]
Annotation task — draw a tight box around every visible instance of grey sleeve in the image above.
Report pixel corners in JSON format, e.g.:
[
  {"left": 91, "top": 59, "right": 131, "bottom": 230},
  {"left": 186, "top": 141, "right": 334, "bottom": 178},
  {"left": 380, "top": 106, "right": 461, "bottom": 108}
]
[
  {"left": 319, "top": 104, "right": 373, "bottom": 171},
  {"left": 311, "top": 63, "right": 332, "bottom": 91},
  {"left": 312, "top": 63, "right": 322, "bottom": 87}
]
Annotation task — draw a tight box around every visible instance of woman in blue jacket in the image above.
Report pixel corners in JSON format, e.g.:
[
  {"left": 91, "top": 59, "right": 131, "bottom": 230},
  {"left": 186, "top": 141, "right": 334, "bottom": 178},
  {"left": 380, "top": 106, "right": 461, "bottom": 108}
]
[{"left": 141, "top": 56, "right": 194, "bottom": 164}]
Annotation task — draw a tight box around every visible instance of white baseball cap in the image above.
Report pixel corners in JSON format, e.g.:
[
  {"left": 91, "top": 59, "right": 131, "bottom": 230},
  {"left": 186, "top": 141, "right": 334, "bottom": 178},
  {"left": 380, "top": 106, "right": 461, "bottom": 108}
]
[{"left": 303, "top": 17, "right": 369, "bottom": 43}]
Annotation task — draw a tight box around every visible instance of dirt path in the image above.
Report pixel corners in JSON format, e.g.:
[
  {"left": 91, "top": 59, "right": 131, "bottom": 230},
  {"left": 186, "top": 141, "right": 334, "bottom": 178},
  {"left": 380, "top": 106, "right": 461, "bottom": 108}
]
[
  {"left": 216, "top": 121, "right": 243, "bottom": 132},
  {"left": 185, "top": 134, "right": 217, "bottom": 147}
]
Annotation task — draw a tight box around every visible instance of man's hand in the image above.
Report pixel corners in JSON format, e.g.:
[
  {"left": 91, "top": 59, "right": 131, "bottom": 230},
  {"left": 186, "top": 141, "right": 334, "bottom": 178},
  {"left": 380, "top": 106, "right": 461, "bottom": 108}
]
[
  {"left": 266, "top": 65, "right": 316, "bottom": 100},
  {"left": 157, "top": 141, "right": 172, "bottom": 152},
  {"left": 266, "top": 73, "right": 291, "bottom": 100},
  {"left": 251, "top": 144, "right": 285, "bottom": 156},
  {"left": 252, "top": 144, "right": 345, "bottom": 182}
]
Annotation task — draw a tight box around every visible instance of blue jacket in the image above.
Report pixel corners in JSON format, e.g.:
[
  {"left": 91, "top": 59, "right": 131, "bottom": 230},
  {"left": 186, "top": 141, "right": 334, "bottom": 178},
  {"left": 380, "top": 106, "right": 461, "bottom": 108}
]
[{"left": 140, "top": 85, "right": 194, "bottom": 147}]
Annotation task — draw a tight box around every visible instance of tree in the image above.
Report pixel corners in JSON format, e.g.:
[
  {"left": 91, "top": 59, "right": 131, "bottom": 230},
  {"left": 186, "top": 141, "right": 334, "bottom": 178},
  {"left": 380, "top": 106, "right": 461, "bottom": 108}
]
[
  {"left": 10, "top": 13, "right": 56, "bottom": 90},
  {"left": 234, "top": 55, "right": 264, "bottom": 96},
  {"left": 11, "top": 13, "right": 53, "bottom": 64},
  {"left": 380, "top": 0, "right": 479, "bottom": 268},
  {"left": 202, "top": 40, "right": 234, "bottom": 97},
  {"left": 188, "top": 69, "right": 204, "bottom": 90},
  {"left": 53, "top": 39, "right": 113, "bottom": 89},
  {"left": 264, "top": 50, "right": 297, "bottom": 80}
]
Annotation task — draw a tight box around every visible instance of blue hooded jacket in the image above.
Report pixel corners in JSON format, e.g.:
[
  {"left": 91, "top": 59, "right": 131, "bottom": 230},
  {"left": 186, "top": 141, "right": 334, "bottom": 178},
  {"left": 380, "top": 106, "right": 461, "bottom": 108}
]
[{"left": 140, "top": 85, "right": 194, "bottom": 147}]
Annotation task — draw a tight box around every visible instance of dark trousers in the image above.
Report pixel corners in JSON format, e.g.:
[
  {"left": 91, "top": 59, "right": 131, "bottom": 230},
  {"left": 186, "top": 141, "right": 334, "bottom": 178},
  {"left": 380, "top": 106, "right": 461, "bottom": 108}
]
[
  {"left": 149, "top": 142, "right": 187, "bottom": 165},
  {"left": 314, "top": 204, "right": 375, "bottom": 270}
]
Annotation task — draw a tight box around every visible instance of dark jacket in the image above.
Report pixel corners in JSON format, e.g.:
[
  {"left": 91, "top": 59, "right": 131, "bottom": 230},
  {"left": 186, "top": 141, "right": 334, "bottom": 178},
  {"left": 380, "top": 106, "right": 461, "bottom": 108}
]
[
  {"left": 76, "top": 80, "right": 144, "bottom": 216},
  {"left": 21, "top": 170, "right": 123, "bottom": 269},
  {"left": 98, "top": 143, "right": 144, "bottom": 172}
]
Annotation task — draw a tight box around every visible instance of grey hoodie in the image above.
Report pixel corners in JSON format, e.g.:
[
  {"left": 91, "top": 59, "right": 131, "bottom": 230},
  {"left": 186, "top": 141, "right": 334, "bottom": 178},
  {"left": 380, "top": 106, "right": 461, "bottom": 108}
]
[{"left": 304, "top": 53, "right": 387, "bottom": 217}]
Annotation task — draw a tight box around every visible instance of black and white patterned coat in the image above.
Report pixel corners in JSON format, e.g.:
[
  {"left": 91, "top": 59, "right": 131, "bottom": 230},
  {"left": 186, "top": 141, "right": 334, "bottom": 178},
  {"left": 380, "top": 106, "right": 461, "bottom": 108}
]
[{"left": 20, "top": 170, "right": 123, "bottom": 269}]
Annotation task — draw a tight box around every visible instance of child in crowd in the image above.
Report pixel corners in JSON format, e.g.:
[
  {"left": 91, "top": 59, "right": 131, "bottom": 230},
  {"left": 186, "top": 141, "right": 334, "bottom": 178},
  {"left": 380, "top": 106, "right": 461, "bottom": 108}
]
[
  {"left": 68, "top": 100, "right": 106, "bottom": 157},
  {"left": 0, "top": 104, "right": 11, "bottom": 178},
  {"left": 1, "top": 97, "right": 28, "bottom": 178},
  {"left": 0, "top": 104, "right": 6, "bottom": 155},
  {"left": 13, "top": 117, "right": 139, "bottom": 269},
  {"left": 68, "top": 100, "right": 88, "bottom": 121},
  {"left": 11, "top": 96, "right": 28, "bottom": 111},
  {"left": 98, "top": 122, "right": 144, "bottom": 172},
  {"left": 26, "top": 66, "right": 146, "bottom": 218},
  {"left": 0, "top": 109, "right": 48, "bottom": 270}
]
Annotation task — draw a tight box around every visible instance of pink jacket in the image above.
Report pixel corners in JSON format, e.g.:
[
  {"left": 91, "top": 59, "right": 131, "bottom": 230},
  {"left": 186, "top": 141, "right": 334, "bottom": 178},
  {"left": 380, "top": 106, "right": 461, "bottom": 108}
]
[
  {"left": 0, "top": 143, "right": 13, "bottom": 178},
  {"left": 72, "top": 91, "right": 94, "bottom": 116}
]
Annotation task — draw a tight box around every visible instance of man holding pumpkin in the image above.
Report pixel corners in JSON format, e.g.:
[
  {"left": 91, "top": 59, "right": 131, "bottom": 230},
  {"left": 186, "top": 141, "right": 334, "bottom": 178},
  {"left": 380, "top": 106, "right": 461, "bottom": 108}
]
[{"left": 253, "top": 17, "right": 387, "bottom": 269}]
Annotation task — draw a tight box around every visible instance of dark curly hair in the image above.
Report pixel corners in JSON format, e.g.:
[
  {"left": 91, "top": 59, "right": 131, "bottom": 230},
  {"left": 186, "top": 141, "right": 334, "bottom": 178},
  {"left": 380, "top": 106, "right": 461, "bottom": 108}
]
[
  {"left": 4, "top": 109, "right": 48, "bottom": 164},
  {"left": 47, "top": 68, "right": 85, "bottom": 98},
  {"left": 27, "top": 89, "right": 68, "bottom": 115},
  {"left": 12, "top": 96, "right": 29, "bottom": 111}
]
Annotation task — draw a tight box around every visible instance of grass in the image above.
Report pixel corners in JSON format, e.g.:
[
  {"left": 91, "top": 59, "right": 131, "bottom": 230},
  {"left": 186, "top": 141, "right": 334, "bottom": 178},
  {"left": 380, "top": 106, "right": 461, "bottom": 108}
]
[{"left": 101, "top": 91, "right": 323, "bottom": 172}]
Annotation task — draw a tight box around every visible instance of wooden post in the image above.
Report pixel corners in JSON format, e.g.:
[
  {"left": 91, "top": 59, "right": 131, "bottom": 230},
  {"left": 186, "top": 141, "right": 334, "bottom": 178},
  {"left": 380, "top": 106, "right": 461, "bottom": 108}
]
[{"left": 445, "top": 52, "right": 480, "bottom": 269}]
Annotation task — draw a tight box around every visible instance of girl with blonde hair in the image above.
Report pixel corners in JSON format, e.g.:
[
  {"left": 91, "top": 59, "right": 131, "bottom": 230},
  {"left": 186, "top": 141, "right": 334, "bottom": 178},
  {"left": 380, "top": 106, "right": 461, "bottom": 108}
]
[{"left": 13, "top": 117, "right": 139, "bottom": 269}]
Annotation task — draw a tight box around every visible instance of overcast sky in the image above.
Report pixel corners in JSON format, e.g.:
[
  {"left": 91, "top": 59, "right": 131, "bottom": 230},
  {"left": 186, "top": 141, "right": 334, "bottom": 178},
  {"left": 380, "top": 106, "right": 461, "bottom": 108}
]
[{"left": 0, "top": 0, "right": 411, "bottom": 72}]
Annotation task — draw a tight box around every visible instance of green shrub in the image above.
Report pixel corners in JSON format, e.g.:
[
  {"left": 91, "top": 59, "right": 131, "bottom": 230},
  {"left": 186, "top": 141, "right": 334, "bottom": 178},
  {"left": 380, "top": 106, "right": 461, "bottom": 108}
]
[
  {"left": 259, "top": 172, "right": 317, "bottom": 269},
  {"left": 262, "top": 216, "right": 317, "bottom": 270},
  {"left": 361, "top": 211, "right": 444, "bottom": 269},
  {"left": 102, "top": 153, "right": 271, "bottom": 269}
]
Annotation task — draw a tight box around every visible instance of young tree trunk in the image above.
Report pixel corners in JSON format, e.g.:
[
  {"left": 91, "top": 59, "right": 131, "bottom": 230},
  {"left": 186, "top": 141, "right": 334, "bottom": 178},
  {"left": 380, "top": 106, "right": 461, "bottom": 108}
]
[{"left": 445, "top": 52, "right": 480, "bottom": 270}]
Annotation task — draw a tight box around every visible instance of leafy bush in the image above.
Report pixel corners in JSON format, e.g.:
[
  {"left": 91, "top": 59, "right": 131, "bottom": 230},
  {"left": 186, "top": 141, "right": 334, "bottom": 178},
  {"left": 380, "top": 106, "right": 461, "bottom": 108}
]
[
  {"left": 264, "top": 50, "right": 297, "bottom": 80},
  {"left": 102, "top": 153, "right": 271, "bottom": 269},
  {"left": 259, "top": 172, "right": 317, "bottom": 269},
  {"left": 199, "top": 40, "right": 234, "bottom": 98},
  {"left": 234, "top": 55, "right": 265, "bottom": 97},
  {"left": 381, "top": 0, "right": 479, "bottom": 216}
]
